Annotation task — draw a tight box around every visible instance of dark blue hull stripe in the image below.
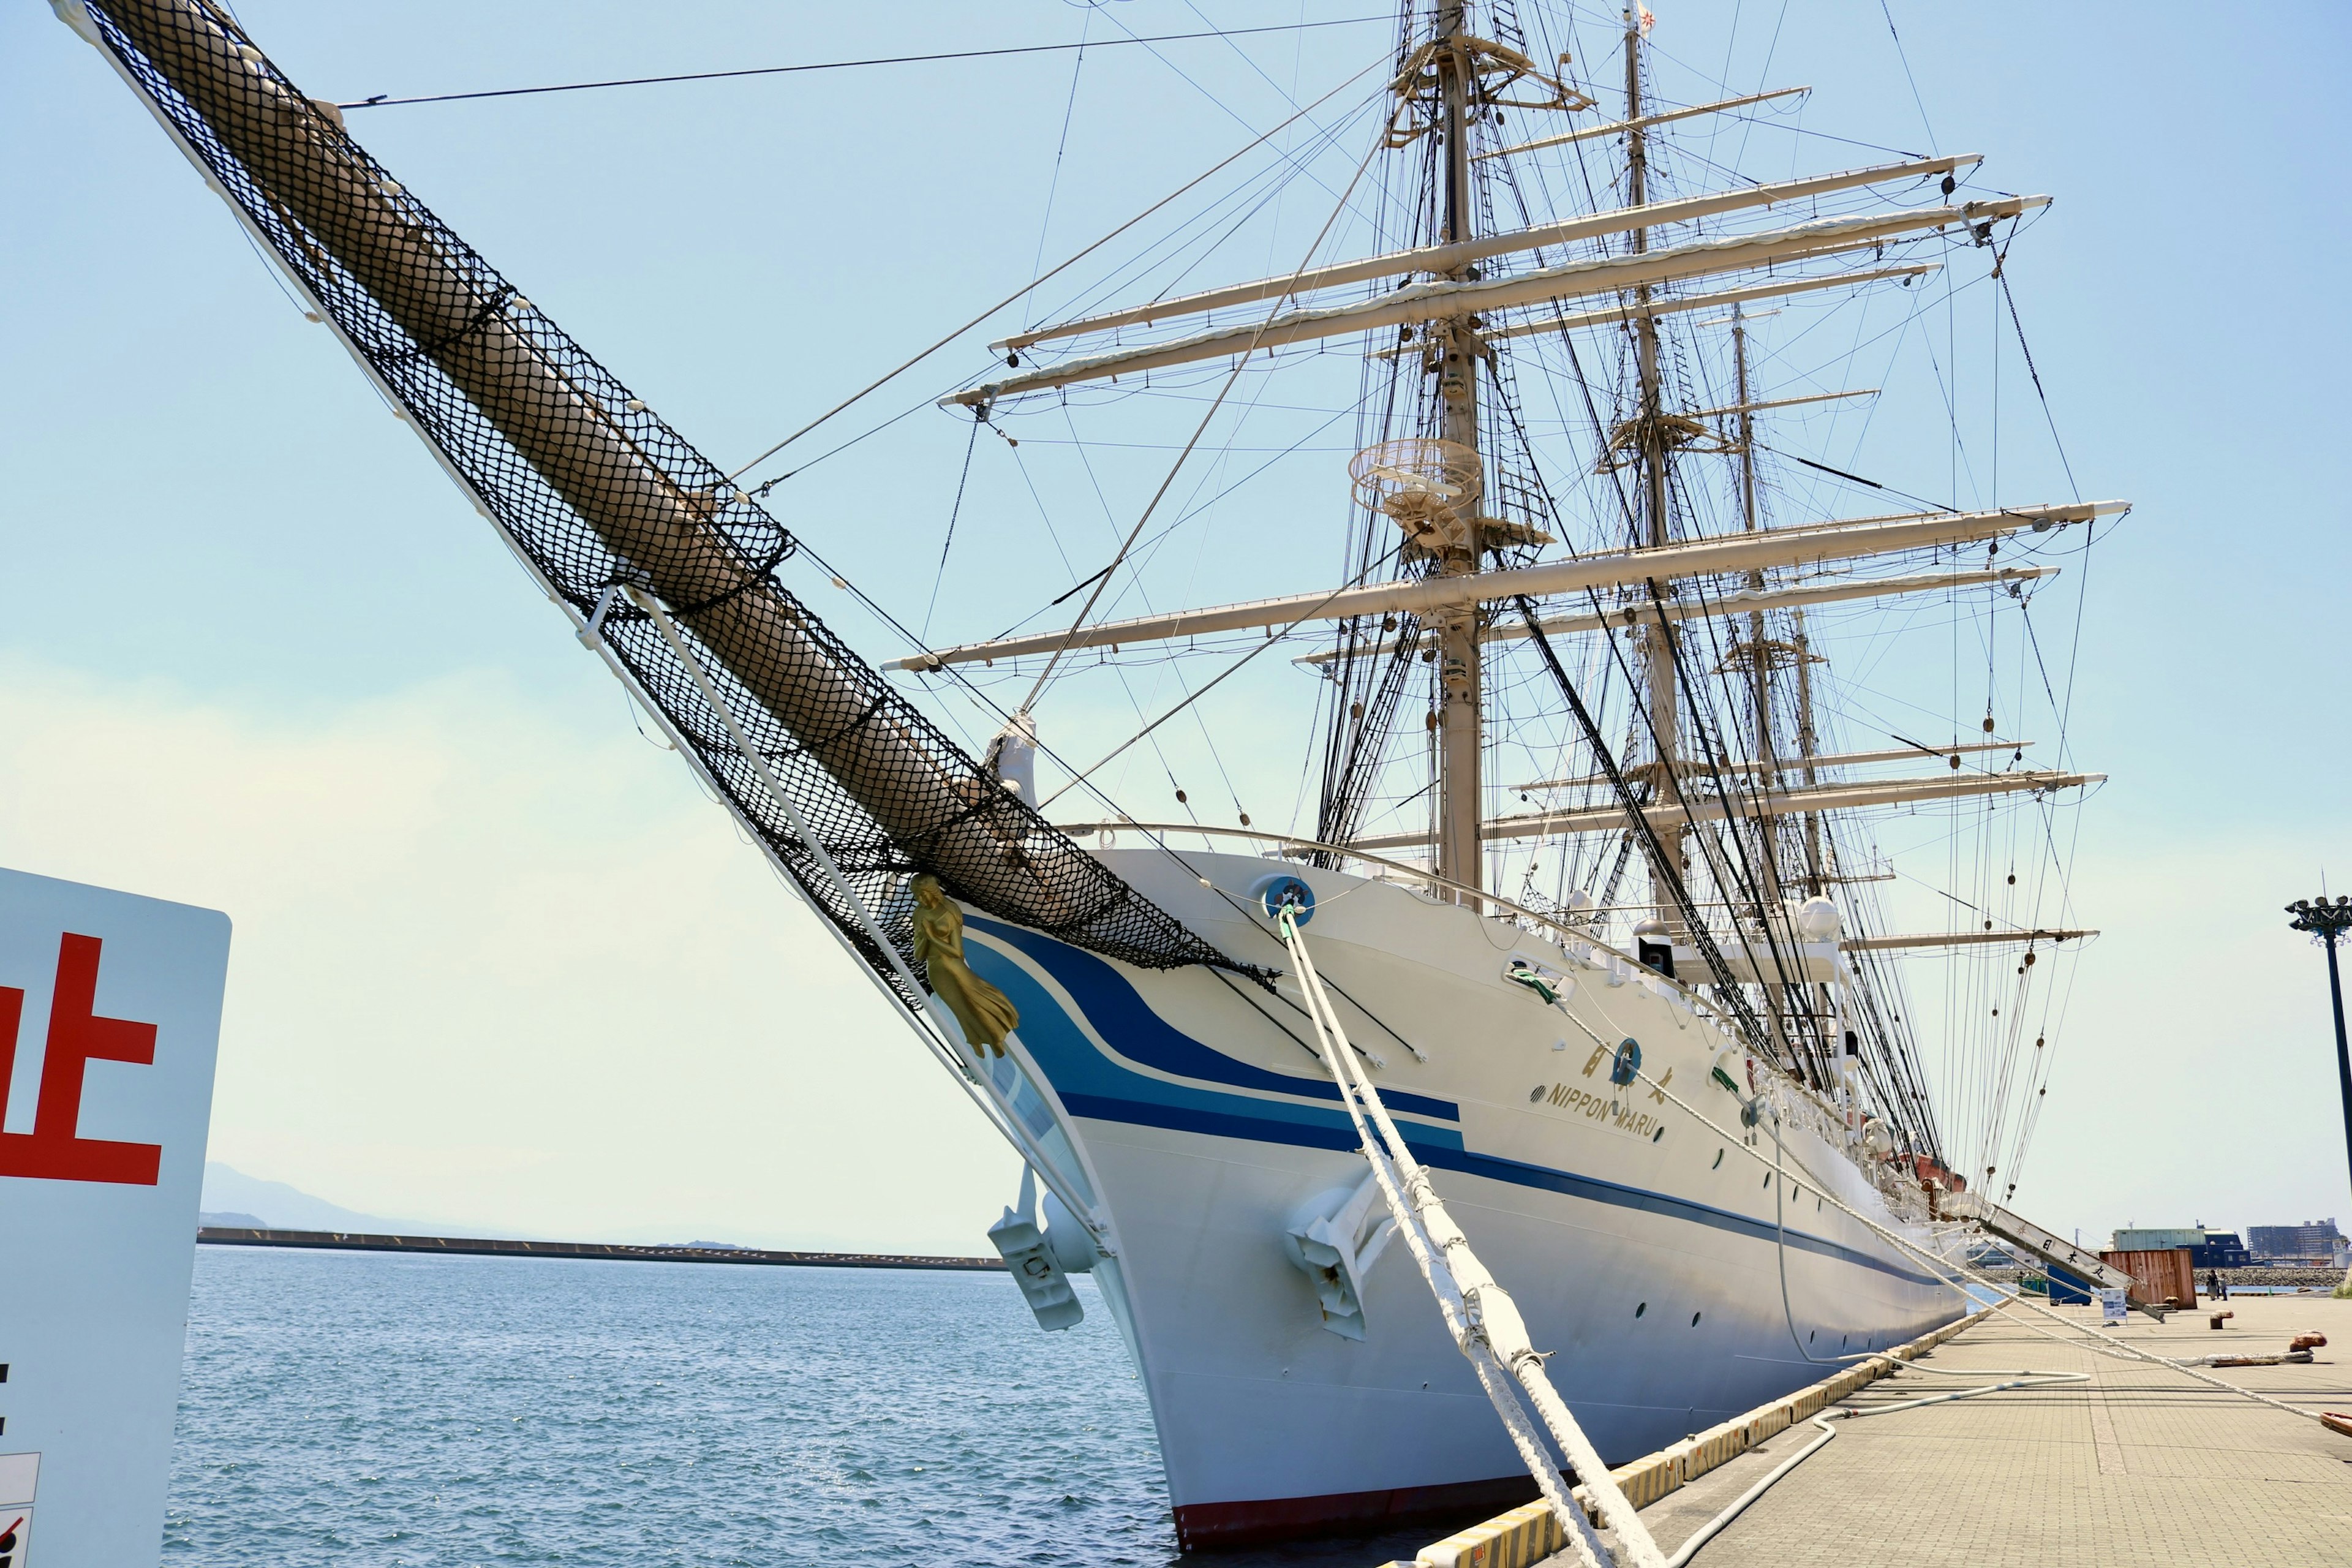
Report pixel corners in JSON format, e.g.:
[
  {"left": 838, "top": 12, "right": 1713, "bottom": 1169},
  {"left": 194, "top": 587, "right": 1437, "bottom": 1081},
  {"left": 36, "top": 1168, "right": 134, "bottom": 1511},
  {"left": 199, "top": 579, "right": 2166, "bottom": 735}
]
[
  {"left": 1060, "top": 1093, "right": 1944, "bottom": 1289},
  {"left": 965, "top": 917, "right": 1939, "bottom": 1292},
  {"left": 967, "top": 914, "right": 1461, "bottom": 1122}
]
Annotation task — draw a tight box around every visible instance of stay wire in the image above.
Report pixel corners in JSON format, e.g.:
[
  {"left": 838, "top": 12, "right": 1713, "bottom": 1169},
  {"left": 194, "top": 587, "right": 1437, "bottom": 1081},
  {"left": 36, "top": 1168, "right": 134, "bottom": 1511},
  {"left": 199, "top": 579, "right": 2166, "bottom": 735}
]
[
  {"left": 1035, "top": 546, "right": 1403, "bottom": 812},
  {"left": 1995, "top": 268, "right": 2081, "bottom": 503},
  {"left": 1515, "top": 596, "right": 1774, "bottom": 1057},
  {"left": 1873, "top": 0, "right": 1938, "bottom": 149},
  {"left": 921, "top": 416, "right": 982, "bottom": 643},
  {"left": 1049, "top": 401, "right": 1246, "bottom": 820},
  {"left": 778, "top": 533, "right": 1298, "bottom": 981},
  {"left": 1025, "top": 9, "right": 1093, "bottom": 326},
  {"left": 722, "top": 59, "right": 1387, "bottom": 485},
  {"left": 337, "top": 19, "right": 1391, "bottom": 110},
  {"left": 1014, "top": 116, "right": 1392, "bottom": 714}
]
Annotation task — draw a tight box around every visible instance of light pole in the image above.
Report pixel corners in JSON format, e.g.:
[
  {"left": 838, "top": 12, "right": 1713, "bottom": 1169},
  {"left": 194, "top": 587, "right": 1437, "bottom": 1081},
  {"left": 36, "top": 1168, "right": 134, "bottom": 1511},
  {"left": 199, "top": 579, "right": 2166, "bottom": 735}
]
[{"left": 2286, "top": 895, "right": 2352, "bottom": 1208}]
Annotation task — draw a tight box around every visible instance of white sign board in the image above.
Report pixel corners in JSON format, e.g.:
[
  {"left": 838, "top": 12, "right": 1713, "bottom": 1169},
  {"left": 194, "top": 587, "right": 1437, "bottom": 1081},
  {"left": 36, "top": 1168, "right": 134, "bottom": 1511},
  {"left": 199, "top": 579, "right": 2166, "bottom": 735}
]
[
  {"left": 0, "top": 867, "right": 230, "bottom": 1566},
  {"left": 2098, "top": 1286, "right": 2129, "bottom": 1325}
]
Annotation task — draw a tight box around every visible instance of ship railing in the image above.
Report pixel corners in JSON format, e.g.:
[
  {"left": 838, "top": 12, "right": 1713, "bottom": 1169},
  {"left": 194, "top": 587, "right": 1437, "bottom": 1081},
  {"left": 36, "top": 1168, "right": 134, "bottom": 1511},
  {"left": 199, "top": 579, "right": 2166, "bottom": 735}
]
[
  {"left": 1065, "top": 817, "right": 1922, "bottom": 1207},
  {"left": 1060, "top": 817, "right": 1713, "bottom": 1004}
]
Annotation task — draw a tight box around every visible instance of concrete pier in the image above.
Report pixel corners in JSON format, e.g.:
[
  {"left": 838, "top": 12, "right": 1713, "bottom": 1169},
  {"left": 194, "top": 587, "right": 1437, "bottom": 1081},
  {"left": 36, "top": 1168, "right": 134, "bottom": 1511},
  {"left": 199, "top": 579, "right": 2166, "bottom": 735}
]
[
  {"left": 1625, "top": 1294, "right": 2351, "bottom": 1564},
  {"left": 1413, "top": 1294, "right": 2352, "bottom": 1566}
]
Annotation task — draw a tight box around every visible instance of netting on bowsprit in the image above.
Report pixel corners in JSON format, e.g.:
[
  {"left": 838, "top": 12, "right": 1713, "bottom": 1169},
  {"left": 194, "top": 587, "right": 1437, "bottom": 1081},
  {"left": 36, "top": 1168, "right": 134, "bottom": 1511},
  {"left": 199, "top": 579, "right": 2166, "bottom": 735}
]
[{"left": 84, "top": 0, "right": 1248, "bottom": 1005}]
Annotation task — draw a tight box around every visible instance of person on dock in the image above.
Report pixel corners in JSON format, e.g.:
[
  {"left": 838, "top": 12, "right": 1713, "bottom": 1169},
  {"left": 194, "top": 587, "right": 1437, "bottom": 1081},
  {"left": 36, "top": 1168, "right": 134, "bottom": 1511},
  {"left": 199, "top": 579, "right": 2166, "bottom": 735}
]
[{"left": 910, "top": 874, "right": 1019, "bottom": 1057}]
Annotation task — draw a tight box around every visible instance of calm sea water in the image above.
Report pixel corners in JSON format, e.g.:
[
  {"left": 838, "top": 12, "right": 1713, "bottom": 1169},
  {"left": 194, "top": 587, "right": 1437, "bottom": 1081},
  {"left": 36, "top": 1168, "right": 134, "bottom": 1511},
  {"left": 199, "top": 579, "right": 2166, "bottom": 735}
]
[{"left": 167, "top": 1246, "right": 1453, "bottom": 1566}]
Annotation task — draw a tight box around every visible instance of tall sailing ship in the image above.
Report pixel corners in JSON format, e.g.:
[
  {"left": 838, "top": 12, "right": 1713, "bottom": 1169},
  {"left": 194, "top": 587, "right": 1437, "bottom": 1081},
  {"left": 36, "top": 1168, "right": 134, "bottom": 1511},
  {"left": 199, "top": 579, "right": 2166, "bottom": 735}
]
[{"left": 59, "top": 0, "right": 2119, "bottom": 1548}]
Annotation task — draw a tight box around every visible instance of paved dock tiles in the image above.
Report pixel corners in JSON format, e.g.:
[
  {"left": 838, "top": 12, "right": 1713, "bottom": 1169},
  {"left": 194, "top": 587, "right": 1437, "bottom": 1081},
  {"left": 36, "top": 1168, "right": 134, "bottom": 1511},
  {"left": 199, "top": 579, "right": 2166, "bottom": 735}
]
[
  {"left": 1588, "top": 1294, "right": 2352, "bottom": 1567},
  {"left": 1413, "top": 1310, "right": 1989, "bottom": 1568}
]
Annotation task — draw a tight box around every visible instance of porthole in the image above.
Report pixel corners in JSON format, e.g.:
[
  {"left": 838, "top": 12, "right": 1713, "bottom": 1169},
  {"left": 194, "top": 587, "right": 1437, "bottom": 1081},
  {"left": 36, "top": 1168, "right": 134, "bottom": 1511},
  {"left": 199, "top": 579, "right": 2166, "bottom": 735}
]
[
  {"left": 1712, "top": 1149, "right": 1724, "bottom": 1170},
  {"left": 1529, "top": 1085, "right": 1545, "bottom": 1103},
  {"left": 1635, "top": 1302, "right": 1647, "bottom": 1317},
  {"left": 1808, "top": 1329, "right": 1817, "bottom": 1344},
  {"left": 1691, "top": 1311, "right": 1703, "bottom": 1327},
  {"left": 1651, "top": 1126, "right": 1664, "bottom": 1143},
  {"left": 1762, "top": 1172, "right": 1771, "bottom": 1189}
]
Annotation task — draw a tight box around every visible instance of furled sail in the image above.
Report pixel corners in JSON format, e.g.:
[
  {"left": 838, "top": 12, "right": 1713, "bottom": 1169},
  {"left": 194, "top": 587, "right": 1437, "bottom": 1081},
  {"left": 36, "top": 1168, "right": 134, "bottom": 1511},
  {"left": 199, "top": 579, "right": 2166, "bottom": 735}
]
[
  {"left": 994, "top": 152, "right": 1975, "bottom": 351},
  {"left": 889, "top": 503, "right": 2119, "bottom": 669}
]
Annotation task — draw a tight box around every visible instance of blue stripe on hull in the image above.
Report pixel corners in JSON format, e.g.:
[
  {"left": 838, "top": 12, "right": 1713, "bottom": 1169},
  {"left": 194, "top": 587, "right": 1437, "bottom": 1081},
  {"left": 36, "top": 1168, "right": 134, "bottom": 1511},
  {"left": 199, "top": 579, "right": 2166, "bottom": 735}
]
[
  {"left": 1060, "top": 1091, "right": 1940, "bottom": 1288},
  {"left": 963, "top": 918, "right": 1940, "bottom": 1290},
  {"left": 968, "top": 916, "right": 1460, "bottom": 1121}
]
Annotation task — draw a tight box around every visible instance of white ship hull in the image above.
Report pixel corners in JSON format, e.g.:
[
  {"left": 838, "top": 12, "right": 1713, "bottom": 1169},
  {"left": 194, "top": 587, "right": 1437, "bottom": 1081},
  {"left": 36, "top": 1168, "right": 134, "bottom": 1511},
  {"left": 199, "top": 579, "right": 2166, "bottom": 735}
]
[{"left": 962, "top": 849, "right": 1963, "bottom": 1546}]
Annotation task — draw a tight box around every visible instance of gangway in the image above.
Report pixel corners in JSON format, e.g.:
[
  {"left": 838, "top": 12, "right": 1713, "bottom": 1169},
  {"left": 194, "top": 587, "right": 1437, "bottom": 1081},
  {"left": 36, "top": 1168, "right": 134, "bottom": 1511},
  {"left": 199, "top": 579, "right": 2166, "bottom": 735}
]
[{"left": 1945, "top": 1193, "right": 2168, "bottom": 1321}]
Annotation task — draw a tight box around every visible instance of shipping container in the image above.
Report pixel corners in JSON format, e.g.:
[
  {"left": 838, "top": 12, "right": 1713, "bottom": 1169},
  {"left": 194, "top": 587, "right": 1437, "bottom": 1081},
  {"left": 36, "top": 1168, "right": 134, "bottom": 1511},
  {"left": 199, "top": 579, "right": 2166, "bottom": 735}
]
[{"left": 2100, "top": 1248, "right": 2197, "bottom": 1308}]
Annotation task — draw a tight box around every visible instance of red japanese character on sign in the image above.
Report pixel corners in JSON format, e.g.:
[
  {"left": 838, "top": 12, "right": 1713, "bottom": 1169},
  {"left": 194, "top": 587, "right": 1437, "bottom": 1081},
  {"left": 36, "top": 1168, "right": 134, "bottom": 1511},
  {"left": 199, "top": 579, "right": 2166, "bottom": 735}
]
[{"left": 0, "top": 933, "right": 163, "bottom": 1186}]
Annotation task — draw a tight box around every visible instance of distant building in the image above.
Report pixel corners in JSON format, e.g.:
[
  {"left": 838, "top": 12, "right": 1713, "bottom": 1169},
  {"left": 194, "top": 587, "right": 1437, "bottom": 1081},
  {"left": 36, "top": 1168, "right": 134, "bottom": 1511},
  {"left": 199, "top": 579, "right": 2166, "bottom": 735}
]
[
  {"left": 2113, "top": 1226, "right": 2203, "bottom": 1252},
  {"left": 2189, "top": 1232, "right": 2253, "bottom": 1270},
  {"left": 2111, "top": 1226, "right": 2267, "bottom": 1270},
  {"left": 2247, "top": 1220, "right": 2343, "bottom": 1263}
]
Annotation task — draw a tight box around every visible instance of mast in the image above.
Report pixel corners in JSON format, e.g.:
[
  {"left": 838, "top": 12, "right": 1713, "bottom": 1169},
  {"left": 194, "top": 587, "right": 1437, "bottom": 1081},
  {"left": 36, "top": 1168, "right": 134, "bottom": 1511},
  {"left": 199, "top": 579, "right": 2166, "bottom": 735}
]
[
  {"left": 1730, "top": 303, "right": 1781, "bottom": 913},
  {"left": 1731, "top": 302, "right": 1787, "bottom": 1052},
  {"left": 1792, "top": 606, "right": 1825, "bottom": 893},
  {"left": 1432, "top": 0, "right": 1485, "bottom": 894},
  {"left": 1623, "top": 4, "right": 1684, "bottom": 922}
]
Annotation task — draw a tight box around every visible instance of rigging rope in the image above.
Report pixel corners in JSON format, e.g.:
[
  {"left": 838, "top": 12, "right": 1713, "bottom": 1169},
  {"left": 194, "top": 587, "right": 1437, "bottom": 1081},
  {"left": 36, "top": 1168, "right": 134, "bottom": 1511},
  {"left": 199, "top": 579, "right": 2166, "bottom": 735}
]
[
  {"left": 1517, "top": 596, "right": 1775, "bottom": 1058},
  {"left": 723, "top": 62, "right": 1387, "bottom": 485},
  {"left": 1634, "top": 1063, "right": 2341, "bottom": 1431},
  {"left": 1014, "top": 115, "right": 1393, "bottom": 713},
  {"left": 1277, "top": 902, "right": 1664, "bottom": 1568},
  {"left": 920, "top": 416, "right": 982, "bottom": 643},
  {"left": 1036, "top": 550, "right": 1414, "bottom": 811},
  {"left": 337, "top": 19, "right": 1393, "bottom": 110},
  {"left": 1023, "top": 8, "right": 1093, "bottom": 329}
]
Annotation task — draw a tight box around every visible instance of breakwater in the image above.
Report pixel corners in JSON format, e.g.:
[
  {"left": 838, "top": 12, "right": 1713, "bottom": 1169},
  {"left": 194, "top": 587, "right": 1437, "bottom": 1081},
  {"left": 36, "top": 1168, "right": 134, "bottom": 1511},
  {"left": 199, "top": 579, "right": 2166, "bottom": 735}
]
[{"left": 195, "top": 1226, "right": 1003, "bottom": 1270}]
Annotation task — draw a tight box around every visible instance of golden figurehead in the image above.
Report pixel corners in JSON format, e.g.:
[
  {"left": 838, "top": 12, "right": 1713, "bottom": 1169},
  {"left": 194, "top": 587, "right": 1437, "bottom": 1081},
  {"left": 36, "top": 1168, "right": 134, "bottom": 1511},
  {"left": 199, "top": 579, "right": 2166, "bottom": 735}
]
[{"left": 908, "top": 873, "right": 1019, "bottom": 1056}]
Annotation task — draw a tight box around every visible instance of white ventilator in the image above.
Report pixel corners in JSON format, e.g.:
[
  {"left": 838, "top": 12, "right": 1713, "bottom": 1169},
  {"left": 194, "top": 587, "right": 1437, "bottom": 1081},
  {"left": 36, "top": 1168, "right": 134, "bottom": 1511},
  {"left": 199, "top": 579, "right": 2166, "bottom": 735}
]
[{"left": 1275, "top": 905, "right": 1666, "bottom": 1568}]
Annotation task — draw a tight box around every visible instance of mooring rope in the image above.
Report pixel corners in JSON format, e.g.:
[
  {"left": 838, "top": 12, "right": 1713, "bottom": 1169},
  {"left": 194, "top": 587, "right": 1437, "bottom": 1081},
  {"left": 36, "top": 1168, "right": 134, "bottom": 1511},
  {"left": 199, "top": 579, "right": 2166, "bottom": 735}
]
[
  {"left": 1633, "top": 1063, "right": 2335, "bottom": 1427},
  {"left": 1278, "top": 904, "right": 1665, "bottom": 1568}
]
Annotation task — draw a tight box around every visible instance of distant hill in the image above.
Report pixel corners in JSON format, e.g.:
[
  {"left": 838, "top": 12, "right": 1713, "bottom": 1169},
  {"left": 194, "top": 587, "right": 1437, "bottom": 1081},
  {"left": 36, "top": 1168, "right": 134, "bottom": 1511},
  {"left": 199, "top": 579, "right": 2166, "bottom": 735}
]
[
  {"left": 199, "top": 1163, "right": 413, "bottom": 1234},
  {"left": 198, "top": 1210, "right": 268, "bottom": 1229}
]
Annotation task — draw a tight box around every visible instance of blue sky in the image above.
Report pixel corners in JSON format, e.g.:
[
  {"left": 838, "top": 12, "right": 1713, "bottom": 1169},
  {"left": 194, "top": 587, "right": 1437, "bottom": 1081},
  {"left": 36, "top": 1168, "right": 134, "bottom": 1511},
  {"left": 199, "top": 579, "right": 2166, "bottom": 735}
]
[{"left": 4, "top": 0, "right": 2348, "bottom": 1251}]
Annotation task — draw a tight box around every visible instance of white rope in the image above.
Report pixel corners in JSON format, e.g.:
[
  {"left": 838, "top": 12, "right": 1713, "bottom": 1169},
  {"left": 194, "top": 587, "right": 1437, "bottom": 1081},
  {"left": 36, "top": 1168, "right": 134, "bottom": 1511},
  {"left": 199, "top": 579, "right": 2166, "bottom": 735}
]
[
  {"left": 1468, "top": 1348, "right": 1616, "bottom": 1568},
  {"left": 1275, "top": 909, "right": 1611, "bottom": 1567},
  {"left": 1279, "top": 908, "right": 1663, "bottom": 1568},
  {"left": 1631, "top": 1063, "right": 2336, "bottom": 1427},
  {"left": 1844, "top": 1365, "right": 2086, "bottom": 1415},
  {"left": 1658, "top": 1417, "right": 1836, "bottom": 1568},
  {"left": 1284, "top": 928, "right": 1610, "bottom": 1566},
  {"left": 1765, "top": 1102, "right": 1847, "bottom": 1365}
]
